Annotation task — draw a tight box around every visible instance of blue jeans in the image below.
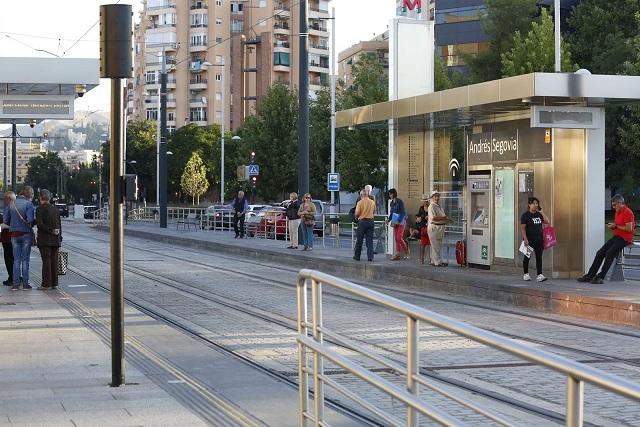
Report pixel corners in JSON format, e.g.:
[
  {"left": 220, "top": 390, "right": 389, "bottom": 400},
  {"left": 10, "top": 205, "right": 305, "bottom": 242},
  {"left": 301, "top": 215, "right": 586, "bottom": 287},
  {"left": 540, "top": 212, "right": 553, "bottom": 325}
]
[
  {"left": 302, "top": 225, "right": 314, "bottom": 248},
  {"left": 12, "top": 234, "right": 32, "bottom": 285}
]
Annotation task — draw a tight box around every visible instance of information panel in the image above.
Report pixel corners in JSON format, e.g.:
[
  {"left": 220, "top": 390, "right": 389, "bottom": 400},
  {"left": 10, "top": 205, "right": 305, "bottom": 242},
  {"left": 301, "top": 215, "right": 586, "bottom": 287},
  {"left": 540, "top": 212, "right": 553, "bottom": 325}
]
[{"left": 0, "top": 96, "right": 74, "bottom": 119}]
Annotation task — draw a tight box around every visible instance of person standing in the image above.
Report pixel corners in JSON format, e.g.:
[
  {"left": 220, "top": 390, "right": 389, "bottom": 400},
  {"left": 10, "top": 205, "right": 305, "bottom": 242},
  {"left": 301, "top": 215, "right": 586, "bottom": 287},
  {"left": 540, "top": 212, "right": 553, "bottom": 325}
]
[
  {"left": 416, "top": 194, "right": 431, "bottom": 265},
  {"left": 520, "top": 197, "right": 550, "bottom": 282},
  {"left": 230, "top": 190, "right": 248, "bottom": 238},
  {"left": 297, "top": 193, "right": 316, "bottom": 251},
  {"left": 4, "top": 186, "right": 35, "bottom": 290},
  {"left": 427, "top": 191, "right": 451, "bottom": 267},
  {"left": 36, "top": 189, "right": 62, "bottom": 290},
  {"left": 285, "top": 192, "right": 301, "bottom": 249},
  {"left": 353, "top": 189, "right": 376, "bottom": 262},
  {"left": 578, "top": 194, "right": 636, "bottom": 284},
  {"left": 388, "top": 188, "right": 409, "bottom": 260},
  {"left": 1, "top": 192, "right": 15, "bottom": 286}
]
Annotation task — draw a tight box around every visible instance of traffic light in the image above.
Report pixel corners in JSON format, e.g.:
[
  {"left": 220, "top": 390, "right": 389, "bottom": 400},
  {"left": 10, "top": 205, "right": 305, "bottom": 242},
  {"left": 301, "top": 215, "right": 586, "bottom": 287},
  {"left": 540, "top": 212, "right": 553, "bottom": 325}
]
[
  {"left": 124, "top": 174, "right": 138, "bottom": 201},
  {"left": 250, "top": 151, "right": 256, "bottom": 163}
]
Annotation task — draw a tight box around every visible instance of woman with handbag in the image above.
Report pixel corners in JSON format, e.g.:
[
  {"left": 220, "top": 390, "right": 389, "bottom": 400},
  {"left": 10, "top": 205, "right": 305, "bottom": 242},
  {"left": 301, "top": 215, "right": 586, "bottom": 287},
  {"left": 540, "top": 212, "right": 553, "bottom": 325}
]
[
  {"left": 3, "top": 186, "right": 35, "bottom": 290},
  {"left": 297, "top": 193, "right": 316, "bottom": 251},
  {"left": 388, "top": 188, "right": 409, "bottom": 260},
  {"left": 36, "top": 189, "right": 62, "bottom": 290},
  {"left": 520, "top": 196, "right": 550, "bottom": 282}
]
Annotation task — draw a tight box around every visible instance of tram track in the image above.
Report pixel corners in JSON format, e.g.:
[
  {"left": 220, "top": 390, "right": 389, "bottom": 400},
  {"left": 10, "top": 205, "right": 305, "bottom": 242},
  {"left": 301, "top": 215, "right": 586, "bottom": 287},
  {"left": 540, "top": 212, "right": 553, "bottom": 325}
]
[
  {"left": 64, "top": 230, "right": 640, "bottom": 369},
  {"left": 61, "top": 237, "right": 629, "bottom": 425}
]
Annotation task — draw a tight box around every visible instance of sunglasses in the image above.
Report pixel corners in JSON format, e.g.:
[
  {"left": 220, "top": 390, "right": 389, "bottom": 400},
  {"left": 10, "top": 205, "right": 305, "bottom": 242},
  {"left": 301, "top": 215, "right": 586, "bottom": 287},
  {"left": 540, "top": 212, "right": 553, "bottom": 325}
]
[{"left": 304, "top": 197, "right": 310, "bottom": 199}]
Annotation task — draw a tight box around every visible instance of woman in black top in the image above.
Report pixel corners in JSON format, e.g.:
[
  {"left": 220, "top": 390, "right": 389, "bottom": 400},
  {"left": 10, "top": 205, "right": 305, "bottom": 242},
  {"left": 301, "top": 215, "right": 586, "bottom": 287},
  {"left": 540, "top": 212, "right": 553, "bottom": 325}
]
[{"left": 520, "top": 197, "right": 550, "bottom": 282}]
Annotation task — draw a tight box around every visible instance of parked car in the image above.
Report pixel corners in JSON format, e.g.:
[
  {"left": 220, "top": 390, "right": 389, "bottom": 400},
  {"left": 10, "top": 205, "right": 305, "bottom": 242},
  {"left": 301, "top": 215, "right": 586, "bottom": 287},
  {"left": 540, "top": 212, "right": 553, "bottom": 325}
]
[
  {"left": 246, "top": 207, "right": 287, "bottom": 239},
  {"left": 246, "top": 204, "right": 269, "bottom": 218},
  {"left": 55, "top": 203, "right": 69, "bottom": 218},
  {"left": 84, "top": 205, "right": 98, "bottom": 219},
  {"left": 312, "top": 200, "right": 326, "bottom": 236},
  {"left": 205, "top": 204, "right": 234, "bottom": 229}
]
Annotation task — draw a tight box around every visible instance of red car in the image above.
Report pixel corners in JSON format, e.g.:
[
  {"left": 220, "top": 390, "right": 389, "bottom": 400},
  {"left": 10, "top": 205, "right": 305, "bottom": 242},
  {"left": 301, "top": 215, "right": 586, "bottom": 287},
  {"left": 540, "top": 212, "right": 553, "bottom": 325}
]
[{"left": 246, "top": 207, "right": 288, "bottom": 239}]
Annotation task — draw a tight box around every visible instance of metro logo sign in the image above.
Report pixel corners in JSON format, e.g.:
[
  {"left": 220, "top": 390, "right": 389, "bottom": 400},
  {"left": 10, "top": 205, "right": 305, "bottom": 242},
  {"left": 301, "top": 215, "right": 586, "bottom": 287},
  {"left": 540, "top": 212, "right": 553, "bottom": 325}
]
[{"left": 402, "top": 0, "right": 422, "bottom": 12}]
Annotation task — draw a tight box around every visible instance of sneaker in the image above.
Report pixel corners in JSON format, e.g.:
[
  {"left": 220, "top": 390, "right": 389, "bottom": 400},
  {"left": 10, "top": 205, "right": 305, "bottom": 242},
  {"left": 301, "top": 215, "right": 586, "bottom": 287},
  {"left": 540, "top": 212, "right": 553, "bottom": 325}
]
[
  {"left": 536, "top": 274, "right": 547, "bottom": 283},
  {"left": 2, "top": 279, "right": 11, "bottom": 286},
  {"left": 577, "top": 275, "right": 592, "bottom": 283},
  {"left": 523, "top": 273, "right": 531, "bottom": 281},
  {"left": 302, "top": 246, "right": 308, "bottom": 251},
  {"left": 11, "top": 285, "right": 19, "bottom": 291},
  {"left": 590, "top": 277, "right": 604, "bottom": 284},
  {"left": 22, "top": 283, "right": 32, "bottom": 290},
  {"left": 307, "top": 247, "right": 313, "bottom": 251}
]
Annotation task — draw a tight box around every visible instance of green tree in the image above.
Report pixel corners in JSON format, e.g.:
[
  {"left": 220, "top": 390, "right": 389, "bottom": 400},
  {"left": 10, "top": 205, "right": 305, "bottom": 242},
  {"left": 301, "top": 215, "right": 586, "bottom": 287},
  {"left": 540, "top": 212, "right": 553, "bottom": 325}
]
[
  {"left": 236, "top": 82, "right": 298, "bottom": 201},
  {"left": 126, "top": 120, "right": 157, "bottom": 202},
  {"left": 167, "top": 124, "right": 219, "bottom": 202},
  {"left": 567, "top": 1, "right": 640, "bottom": 197},
  {"left": 180, "top": 152, "right": 209, "bottom": 205},
  {"left": 336, "top": 54, "right": 388, "bottom": 192},
  {"left": 466, "top": 0, "right": 539, "bottom": 82},
  {"left": 501, "top": 9, "right": 577, "bottom": 76},
  {"left": 66, "top": 163, "right": 98, "bottom": 204},
  {"left": 309, "top": 87, "right": 332, "bottom": 198},
  {"left": 25, "top": 152, "right": 66, "bottom": 194}
]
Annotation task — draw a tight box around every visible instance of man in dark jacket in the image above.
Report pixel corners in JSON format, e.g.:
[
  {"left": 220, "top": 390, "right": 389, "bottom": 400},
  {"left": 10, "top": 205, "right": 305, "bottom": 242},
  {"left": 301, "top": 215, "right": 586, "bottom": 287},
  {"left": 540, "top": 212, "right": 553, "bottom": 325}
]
[
  {"left": 1, "top": 191, "right": 15, "bottom": 286},
  {"left": 229, "top": 190, "right": 248, "bottom": 238},
  {"left": 36, "top": 189, "right": 61, "bottom": 290}
]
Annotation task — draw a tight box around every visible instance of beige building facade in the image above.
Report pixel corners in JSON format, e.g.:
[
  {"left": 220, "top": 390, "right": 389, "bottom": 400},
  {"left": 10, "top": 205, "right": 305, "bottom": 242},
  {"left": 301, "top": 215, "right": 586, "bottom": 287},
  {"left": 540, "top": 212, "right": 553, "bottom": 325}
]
[
  {"left": 0, "top": 140, "right": 43, "bottom": 188},
  {"left": 130, "top": 0, "right": 331, "bottom": 131}
]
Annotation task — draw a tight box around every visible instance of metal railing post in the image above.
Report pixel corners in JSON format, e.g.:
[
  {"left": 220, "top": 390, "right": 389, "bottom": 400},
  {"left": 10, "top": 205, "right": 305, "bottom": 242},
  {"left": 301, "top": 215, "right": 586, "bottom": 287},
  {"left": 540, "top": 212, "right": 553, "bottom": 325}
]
[
  {"left": 566, "top": 376, "right": 584, "bottom": 427},
  {"left": 311, "top": 278, "right": 325, "bottom": 424},
  {"left": 297, "top": 277, "right": 309, "bottom": 426},
  {"left": 407, "top": 316, "right": 419, "bottom": 427}
]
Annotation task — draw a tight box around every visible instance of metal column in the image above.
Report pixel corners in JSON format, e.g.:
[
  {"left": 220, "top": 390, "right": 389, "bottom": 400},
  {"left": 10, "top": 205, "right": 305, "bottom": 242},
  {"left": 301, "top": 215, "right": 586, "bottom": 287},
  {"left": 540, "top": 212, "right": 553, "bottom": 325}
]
[
  {"left": 159, "top": 56, "right": 168, "bottom": 228},
  {"left": 11, "top": 122, "right": 17, "bottom": 193},
  {"left": 297, "top": 0, "right": 309, "bottom": 195}
]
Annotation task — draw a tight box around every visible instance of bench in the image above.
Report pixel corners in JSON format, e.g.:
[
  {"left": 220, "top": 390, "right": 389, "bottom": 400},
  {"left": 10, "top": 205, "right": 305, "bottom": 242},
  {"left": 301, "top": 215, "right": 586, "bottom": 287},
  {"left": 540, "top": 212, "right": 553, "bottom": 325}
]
[
  {"left": 611, "top": 230, "right": 640, "bottom": 281},
  {"left": 176, "top": 213, "right": 199, "bottom": 231}
]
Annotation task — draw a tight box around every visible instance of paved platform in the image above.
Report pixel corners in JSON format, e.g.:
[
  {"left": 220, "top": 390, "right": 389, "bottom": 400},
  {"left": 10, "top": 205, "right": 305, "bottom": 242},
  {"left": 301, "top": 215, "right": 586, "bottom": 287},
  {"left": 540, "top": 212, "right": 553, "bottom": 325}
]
[
  {"left": 0, "top": 254, "right": 358, "bottom": 426},
  {"left": 108, "top": 222, "right": 640, "bottom": 328}
]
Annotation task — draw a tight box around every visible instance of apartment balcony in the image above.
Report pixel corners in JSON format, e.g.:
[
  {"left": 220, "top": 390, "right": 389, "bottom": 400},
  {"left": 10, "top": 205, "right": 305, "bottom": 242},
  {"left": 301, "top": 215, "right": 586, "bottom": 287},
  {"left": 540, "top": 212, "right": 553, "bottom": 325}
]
[
  {"left": 190, "top": 119, "right": 208, "bottom": 126},
  {"left": 147, "top": 23, "right": 176, "bottom": 30},
  {"left": 190, "top": 1, "right": 207, "bottom": 10},
  {"left": 273, "top": 64, "right": 290, "bottom": 73},
  {"left": 189, "top": 42, "right": 208, "bottom": 52},
  {"left": 189, "top": 97, "right": 207, "bottom": 105},
  {"left": 308, "top": 22, "right": 328, "bottom": 36},
  {"left": 309, "top": 43, "right": 328, "bottom": 53},
  {"left": 273, "top": 22, "right": 291, "bottom": 34},
  {"left": 190, "top": 23, "right": 208, "bottom": 28},
  {"left": 189, "top": 78, "right": 208, "bottom": 89},
  {"left": 144, "top": 42, "right": 178, "bottom": 51},
  {"left": 273, "top": 41, "right": 291, "bottom": 51},
  {"left": 147, "top": 2, "right": 175, "bottom": 12},
  {"left": 273, "top": 4, "right": 291, "bottom": 17},
  {"left": 308, "top": 5, "right": 329, "bottom": 19},
  {"left": 309, "top": 61, "right": 329, "bottom": 73}
]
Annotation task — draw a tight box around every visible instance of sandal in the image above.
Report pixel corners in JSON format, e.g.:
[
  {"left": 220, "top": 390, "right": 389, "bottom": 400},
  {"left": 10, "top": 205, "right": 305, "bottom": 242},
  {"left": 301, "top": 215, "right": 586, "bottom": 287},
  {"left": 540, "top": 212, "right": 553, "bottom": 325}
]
[{"left": 390, "top": 255, "right": 401, "bottom": 261}]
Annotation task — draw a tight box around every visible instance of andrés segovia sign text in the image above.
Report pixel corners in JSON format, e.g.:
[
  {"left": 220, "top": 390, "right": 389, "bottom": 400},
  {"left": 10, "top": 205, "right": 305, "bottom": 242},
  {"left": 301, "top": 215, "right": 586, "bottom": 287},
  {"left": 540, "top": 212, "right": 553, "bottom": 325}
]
[{"left": 467, "top": 128, "right": 552, "bottom": 165}]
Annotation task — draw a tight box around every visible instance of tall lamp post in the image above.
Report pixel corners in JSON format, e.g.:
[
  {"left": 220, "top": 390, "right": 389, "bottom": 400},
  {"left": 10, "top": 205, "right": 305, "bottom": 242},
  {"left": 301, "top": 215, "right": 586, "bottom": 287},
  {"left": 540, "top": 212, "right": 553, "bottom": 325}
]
[{"left": 298, "top": 0, "right": 309, "bottom": 195}]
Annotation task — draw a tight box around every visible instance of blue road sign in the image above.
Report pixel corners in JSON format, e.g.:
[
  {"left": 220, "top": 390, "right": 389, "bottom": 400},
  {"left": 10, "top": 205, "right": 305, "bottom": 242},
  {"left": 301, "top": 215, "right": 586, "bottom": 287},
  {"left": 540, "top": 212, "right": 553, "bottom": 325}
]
[
  {"left": 327, "top": 173, "right": 340, "bottom": 192},
  {"left": 248, "top": 164, "right": 260, "bottom": 176}
]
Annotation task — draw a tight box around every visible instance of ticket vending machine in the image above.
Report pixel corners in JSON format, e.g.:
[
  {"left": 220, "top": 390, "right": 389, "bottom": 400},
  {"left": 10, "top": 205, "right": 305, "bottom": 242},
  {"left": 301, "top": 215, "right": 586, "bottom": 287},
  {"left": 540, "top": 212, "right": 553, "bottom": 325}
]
[{"left": 467, "top": 174, "right": 492, "bottom": 268}]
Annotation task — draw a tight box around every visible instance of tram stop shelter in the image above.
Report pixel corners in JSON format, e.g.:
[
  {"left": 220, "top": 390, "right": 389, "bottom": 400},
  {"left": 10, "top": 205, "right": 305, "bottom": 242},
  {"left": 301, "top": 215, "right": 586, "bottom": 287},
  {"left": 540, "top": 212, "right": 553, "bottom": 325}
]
[
  {"left": 0, "top": 57, "right": 99, "bottom": 189},
  {"left": 336, "top": 72, "right": 640, "bottom": 278}
]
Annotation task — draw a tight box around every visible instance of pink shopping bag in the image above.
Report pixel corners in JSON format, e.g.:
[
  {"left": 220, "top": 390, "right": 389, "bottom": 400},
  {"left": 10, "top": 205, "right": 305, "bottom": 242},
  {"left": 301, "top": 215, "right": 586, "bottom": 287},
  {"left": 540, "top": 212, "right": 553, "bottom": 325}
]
[{"left": 543, "top": 226, "right": 557, "bottom": 249}]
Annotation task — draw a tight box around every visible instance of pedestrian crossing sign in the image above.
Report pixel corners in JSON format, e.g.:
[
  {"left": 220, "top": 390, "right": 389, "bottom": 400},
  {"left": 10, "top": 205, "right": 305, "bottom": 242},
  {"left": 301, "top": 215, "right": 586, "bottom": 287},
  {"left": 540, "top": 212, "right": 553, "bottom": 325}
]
[{"left": 248, "top": 164, "right": 260, "bottom": 176}]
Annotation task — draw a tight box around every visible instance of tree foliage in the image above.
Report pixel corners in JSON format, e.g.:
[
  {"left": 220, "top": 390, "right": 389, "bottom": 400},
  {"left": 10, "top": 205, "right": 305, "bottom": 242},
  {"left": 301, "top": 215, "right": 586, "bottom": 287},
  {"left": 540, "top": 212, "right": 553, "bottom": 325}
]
[
  {"left": 180, "top": 152, "right": 209, "bottom": 205},
  {"left": 125, "top": 120, "right": 156, "bottom": 202},
  {"left": 236, "top": 82, "right": 298, "bottom": 201},
  {"left": 336, "top": 54, "right": 388, "bottom": 192},
  {"left": 25, "top": 152, "right": 66, "bottom": 195},
  {"left": 66, "top": 163, "right": 98, "bottom": 204},
  {"left": 501, "top": 9, "right": 577, "bottom": 76},
  {"left": 309, "top": 87, "right": 332, "bottom": 198},
  {"left": 467, "top": 0, "right": 539, "bottom": 81}
]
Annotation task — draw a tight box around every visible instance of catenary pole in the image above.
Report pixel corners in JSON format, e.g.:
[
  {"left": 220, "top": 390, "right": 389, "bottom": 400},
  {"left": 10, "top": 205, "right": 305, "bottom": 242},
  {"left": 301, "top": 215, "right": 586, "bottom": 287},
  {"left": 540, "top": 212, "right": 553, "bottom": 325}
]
[
  {"left": 330, "top": 6, "right": 336, "bottom": 214},
  {"left": 298, "top": 0, "right": 309, "bottom": 195},
  {"left": 159, "top": 47, "right": 168, "bottom": 228}
]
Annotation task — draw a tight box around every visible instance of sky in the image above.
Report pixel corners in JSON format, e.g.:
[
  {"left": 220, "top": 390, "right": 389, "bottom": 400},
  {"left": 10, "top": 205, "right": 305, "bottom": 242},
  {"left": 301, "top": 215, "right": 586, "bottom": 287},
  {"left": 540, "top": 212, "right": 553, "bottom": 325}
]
[{"left": 0, "top": 0, "right": 395, "bottom": 118}]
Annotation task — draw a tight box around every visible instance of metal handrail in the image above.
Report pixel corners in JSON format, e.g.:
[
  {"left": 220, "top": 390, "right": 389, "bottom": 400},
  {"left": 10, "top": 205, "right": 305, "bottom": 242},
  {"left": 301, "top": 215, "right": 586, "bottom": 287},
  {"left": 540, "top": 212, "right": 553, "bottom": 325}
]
[{"left": 296, "top": 269, "right": 640, "bottom": 427}]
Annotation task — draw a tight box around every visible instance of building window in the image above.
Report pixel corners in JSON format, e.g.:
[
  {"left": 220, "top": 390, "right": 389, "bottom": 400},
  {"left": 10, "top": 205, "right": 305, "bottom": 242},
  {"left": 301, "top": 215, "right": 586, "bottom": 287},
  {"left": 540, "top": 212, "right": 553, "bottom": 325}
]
[
  {"left": 216, "top": 0, "right": 222, "bottom": 5},
  {"left": 215, "top": 73, "right": 222, "bottom": 81},
  {"left": 435, "top": 5, "right": 485, "bottom": 24},
  {"left": 190, "top": 13, "right": 208, "bottom": 27},
  {"left": 273, "top": 52, "right": 290, "bottom": 66},
  {"left": 146, "top": 108, "right": 158, "bottom": 121},
  {"left": 216, "top": 37, "right": 222, "bottom": 43},
  {"left": 216, "top": 91, "right": 222, "bottom": 101},
  {"left": 190, "top": 107, "right": 208, "bottom": 122},
  {"left": 190, "top": 33, "right": 207, "bottom": 46},
  {"left": 231, "top": 20, "right": 244, "bottom": 32},
  {"left": 167, "top": 126, "right": 176, "bottom": 134},
  {"left": 231, "top": 2, "right": 243, "bottom": 12},
  {"left": 216, "top": 17, "right": 222, "bottom": 25},
  {"left": 145, "top": 71, "right": 157, "bottom": 84},
  {"left": 168, "top": 112, "right": 175, "bottom": 121},
  {"left": 215, "top": 55, "right": 223, "bottom": 64}
]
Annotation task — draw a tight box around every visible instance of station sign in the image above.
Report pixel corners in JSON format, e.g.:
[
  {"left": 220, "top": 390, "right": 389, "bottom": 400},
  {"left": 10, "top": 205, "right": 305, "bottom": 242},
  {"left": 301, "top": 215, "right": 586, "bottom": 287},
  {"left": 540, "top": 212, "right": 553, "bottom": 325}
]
[
  {"left": 531, "top": 105, "right": 602, "bottom": 129},
  {"left": 327, "top": 173, "right": 340, "bottom": 192},
  {"left": 0, "top": 95, "right": 74, "bottom": 120},
  {"left": 467, "top": 128, "right": 552, "bottom": 166}
]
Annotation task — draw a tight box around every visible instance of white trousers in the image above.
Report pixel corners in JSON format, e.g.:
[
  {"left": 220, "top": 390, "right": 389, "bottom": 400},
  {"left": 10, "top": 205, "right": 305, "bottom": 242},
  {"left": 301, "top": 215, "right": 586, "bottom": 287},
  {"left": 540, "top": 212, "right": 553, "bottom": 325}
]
[
  {"left": 288, "top": 219, "right": 301, "bottom": 247},
  {"left": 427, "top": 224, "right": 445, "bottom": 265}
]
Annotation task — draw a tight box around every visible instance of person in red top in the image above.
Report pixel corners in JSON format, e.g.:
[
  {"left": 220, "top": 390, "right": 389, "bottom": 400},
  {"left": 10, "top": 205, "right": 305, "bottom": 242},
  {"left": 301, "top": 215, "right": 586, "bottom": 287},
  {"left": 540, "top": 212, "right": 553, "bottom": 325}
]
[
  {"left": 578, "top": 194, "right": 636, "bottom": 284},
  {"left": 1, "top": 191, "right": 15, "bottom": 286}
]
